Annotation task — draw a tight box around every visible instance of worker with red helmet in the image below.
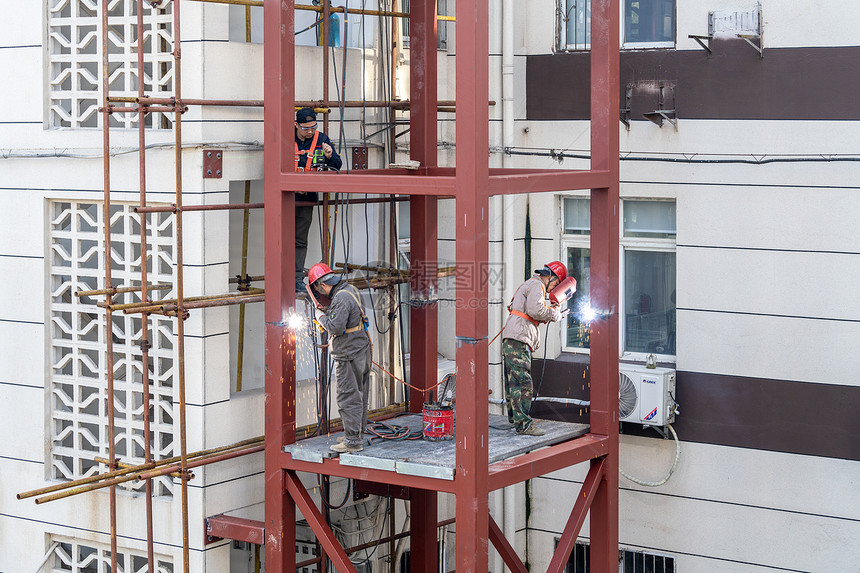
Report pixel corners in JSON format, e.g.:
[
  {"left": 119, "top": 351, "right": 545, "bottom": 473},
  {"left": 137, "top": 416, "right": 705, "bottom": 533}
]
[
  {"left": 308, "top": 262, "right": 372, "bottom": 453},
  {"left": 500, "top": 261, "right": 567, "bottom": 436}
]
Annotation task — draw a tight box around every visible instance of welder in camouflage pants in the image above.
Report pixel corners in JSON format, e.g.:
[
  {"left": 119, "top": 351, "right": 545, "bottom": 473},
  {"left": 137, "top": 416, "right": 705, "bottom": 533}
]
[
  {"left": 503, "top": 338, "right": 535, "bottom": 432},
  {"left": 500, "top": 262, "right": 566, "bottom": 436}
]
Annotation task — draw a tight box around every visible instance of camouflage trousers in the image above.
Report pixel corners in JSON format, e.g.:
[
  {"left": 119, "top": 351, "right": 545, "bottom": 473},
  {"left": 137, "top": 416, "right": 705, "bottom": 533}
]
[{"left": 502, "top": 338, "right": 534, "bottom": 432}]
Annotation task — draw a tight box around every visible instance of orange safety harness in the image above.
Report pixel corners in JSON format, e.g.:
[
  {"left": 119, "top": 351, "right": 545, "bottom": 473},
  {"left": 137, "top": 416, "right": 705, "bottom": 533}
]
[
  {"left": 294, "top": 130, "right": 321, "bottom": 172},
  {"left": 506, "top": 280, "right": 548, "bottom": 327}
]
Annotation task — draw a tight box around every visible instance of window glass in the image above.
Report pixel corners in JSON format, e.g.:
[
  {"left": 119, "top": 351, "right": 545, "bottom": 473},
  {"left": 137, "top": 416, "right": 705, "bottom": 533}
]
[
  {"left": 623, "top": 250, "right": 676, "bottom": 354},
  {"left": 565, "top": 247, "right": 591, "bottom": 349},
  {"left": 623, "top": 200, "right": 676, "bottom": 238},
  {"left": 563, "top": 197, "right": 591, "bottom": 235},
  {"left": 563, "top": 0, "right": 591, "bottom": 49},
  {"left": 624, "top": 0, "right": 675, "bottom": 45}
]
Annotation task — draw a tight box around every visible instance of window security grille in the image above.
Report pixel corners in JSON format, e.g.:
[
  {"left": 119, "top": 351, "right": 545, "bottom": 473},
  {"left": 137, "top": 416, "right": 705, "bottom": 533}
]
[
  {"left": 49, "top": 201, "right": 176, "bottom": 497},
  {"left": 47, "top": 0, "right": 174, "bottom": 129},
  {"left": 565, "top": 540, "right": 676, "bottom": 573},
  {"left": 48, "top": 536, "right": 174, "bottom": 573}
]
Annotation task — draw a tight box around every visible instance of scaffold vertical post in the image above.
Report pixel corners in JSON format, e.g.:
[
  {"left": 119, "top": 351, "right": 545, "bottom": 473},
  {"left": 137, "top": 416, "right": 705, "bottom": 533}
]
[
  {"left": 588, "top": 0, "right": 621, "bottom": 571},
  {"left": 454, "top": 0, "right": 491, "bottom": 570},
  {"left": 264, "top": 0, "right": 298, "bottom": 570}
]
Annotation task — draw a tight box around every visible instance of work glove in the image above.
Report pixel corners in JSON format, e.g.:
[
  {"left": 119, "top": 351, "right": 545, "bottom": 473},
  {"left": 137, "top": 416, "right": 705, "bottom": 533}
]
[{"left": 315, "top": 308, "right": 325, "bottom": 322}]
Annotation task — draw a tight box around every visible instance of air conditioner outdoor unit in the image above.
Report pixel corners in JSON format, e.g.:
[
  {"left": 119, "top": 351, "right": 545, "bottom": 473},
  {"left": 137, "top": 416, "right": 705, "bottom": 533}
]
[{"left": 618, "top": 365, "right": 676, "bottom": 427}]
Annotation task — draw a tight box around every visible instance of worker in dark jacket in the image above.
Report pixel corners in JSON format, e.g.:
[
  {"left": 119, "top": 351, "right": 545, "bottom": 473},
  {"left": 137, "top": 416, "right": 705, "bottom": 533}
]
[
  {"left": 294, "top": 108, "right": 343, "bottom": 294},
  {"left": 500, "top": 261, "right": 566, "bottom": 436},
  {"left": 308, "top": 263, "right": 371, "bottom": 453}
]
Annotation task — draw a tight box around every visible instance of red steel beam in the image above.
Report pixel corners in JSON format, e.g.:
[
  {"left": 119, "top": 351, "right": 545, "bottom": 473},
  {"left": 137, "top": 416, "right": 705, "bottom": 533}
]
[
  {"left": 453, "top": 0, "right": 491, "bottom": 570},
  {"left": 488, "top": 169, "right": 612, "bottom": 196},
  {"left": 487, "top": 433, "right": 609, "bottom": 491},
  {"left": 285, "top": 471, "right": 357, "bottom": 573},
  {"left": 588, "top": 0, "right": 621, "bottom": 570},
  {"left": 205, "top": 515, "right": 266, "bottom": 546},
  {"left": 546, "top": 457, "right": 607, "bottom": 573},
  {"left": 488, "top": 515, "right": 529, "bottom": 573},
  {"left": 408, "top": 3, "right": 440, "bottom": 568},
  {"left": 280, "top": 172, "right": 455, "bottom": 195},
  {"left": 263, "top": 0, "right": 297, "bottom": 569},
  {"left": 279, "top": 452, "right": 458, "bottom": 493}
]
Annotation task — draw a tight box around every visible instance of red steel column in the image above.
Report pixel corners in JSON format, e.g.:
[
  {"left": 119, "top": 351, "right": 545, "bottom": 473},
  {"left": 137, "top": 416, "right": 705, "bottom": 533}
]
[
  {"left": 409, "top": 2, "right": 439, "bottom": 571},
  {"left": 264, "top": 0, "right": 298, "bottom": 570},
  {"left": 588, "top": 0, "right": 621, "bottom": 571},
  {"left": 454, "top": 0, "right": 491, "bottom": 570}
]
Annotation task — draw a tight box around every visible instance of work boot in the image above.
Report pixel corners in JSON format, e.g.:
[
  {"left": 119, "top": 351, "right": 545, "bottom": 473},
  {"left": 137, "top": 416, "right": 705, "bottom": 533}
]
[
  {"left": 336, "top": 434, "right": 364, "bottom": 444},
  {"left": 330, "top": 441, "right": 363, "bottom": 454},
  {"left": 516, "top": 423, "right": 546, "bottom": 437}
]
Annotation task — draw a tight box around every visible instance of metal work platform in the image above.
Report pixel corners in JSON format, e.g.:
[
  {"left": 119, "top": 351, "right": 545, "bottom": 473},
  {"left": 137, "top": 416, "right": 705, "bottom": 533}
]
[{"left": 284, "top": 414, "right": 590, "bottom": 480}]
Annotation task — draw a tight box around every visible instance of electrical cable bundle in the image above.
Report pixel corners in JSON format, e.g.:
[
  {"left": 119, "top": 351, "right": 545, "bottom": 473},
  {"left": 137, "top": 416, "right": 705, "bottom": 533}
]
[{"left": 364, "top": 421, "right": 423, "bottom": 444}]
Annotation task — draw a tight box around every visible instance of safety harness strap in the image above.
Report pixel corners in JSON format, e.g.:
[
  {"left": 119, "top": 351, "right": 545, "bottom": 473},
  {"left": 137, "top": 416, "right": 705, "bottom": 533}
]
[{"left": 294, "top": 130, "right": 321, "bottom": 172}]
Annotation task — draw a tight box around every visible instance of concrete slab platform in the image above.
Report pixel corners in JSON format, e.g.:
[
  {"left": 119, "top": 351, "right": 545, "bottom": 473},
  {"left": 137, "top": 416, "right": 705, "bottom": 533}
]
[{"left": 283, "top": 414, "right": 590, "bottom": 480}]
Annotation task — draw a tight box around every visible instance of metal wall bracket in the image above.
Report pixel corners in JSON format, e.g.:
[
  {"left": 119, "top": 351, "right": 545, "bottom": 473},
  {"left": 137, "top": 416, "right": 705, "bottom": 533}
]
[
  {"left": 688, "top": 34, "right": 713, "bottom": 54},
  {"left": 620, "top": 84, "right": 633, "bottom": 130},
  {"left": 203, "top": 149, "right": 223, "bottom": 178},
  {"left": 643, "top": 110, "right": 677, "bottom": 128},
  {"left": 738, "top": 34, "right": 763, "bottom": 57}
]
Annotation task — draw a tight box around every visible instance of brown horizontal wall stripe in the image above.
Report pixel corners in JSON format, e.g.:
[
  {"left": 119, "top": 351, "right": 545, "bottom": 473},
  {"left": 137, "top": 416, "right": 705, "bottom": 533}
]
[
  {"left": 527, "top": 42, "right": 860, "bottom": 121},
  {"left": 531, "top": 357, "right": 860, "bottom": 461}
]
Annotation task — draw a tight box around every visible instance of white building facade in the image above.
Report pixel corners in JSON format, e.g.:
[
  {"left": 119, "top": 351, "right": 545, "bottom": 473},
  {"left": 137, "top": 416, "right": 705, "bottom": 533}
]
[{"left": 1, "top": 1, "right": 858, "bottom": 572}]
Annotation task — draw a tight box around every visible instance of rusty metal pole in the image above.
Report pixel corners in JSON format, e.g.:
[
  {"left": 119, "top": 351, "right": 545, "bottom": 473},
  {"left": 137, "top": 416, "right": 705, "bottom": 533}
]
[
  {"left": 136, "top": 0, "right": 156, "bottom": 568},
  {"left": 588, "top": 0, "right": 621, "bottom": 571},
  {"left": 170, "top": 0, "right": 192, "bottom": 569},
  {"left": 264, "top": 0, "right": 298, "bottom": 569},
  {"left": 236, "top": 181, "right": 252, "bottom": 392},
  {"left": 408, "top": 1, "right": 439, "bottom": 571},
  {"left": 454, "top": 0, "right": 491, "bottom": 570},
  {"left": 100, "top": 1, "right": 119, "bottom": 571}
]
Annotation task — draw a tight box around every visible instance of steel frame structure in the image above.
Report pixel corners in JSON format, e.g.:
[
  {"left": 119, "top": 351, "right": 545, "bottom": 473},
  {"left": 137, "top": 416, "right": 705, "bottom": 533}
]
[{"left": 264, "top": 0, "right": 620, "bottom": 571}]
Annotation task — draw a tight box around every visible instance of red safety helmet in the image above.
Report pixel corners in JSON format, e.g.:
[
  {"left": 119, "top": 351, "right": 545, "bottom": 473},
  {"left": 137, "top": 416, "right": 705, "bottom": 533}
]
[
  {"left": 308, "top": 262, "right": 334, "bottom": 285},
  {"left": 544, "top": 260, "right": 567, "bottom": 282}
]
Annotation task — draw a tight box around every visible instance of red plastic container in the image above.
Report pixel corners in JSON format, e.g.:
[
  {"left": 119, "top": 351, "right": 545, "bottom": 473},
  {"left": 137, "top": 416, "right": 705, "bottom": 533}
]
[{"left": 422, "top": 404, "right": 454, "bottom": 441}]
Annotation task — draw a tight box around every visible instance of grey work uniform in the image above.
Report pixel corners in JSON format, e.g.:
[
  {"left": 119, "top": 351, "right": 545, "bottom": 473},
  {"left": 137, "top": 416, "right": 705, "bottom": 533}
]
[{"left": 317, "top": 281, "right": 371, "bottom": 448}]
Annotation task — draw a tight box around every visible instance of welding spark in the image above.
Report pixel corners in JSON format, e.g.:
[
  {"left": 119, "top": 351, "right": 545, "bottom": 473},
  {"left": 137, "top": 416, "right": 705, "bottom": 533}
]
[
  {"left": 579, "top": 303, "right": 597, "bottom": 323},
  {"left": 287, "top": 312, "right": 305, "bottom": 330}
]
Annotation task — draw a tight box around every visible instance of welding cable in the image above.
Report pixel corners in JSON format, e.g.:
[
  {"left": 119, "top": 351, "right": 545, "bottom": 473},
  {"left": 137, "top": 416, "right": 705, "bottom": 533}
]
[
  {"left": 365, "top": 421, "right": 423, "bottom": 444},
  {"left": 371, "top": 360, "right": 450, "bottom": 395},
  {"left": 295, "top": 17, "right": 324, "bottom": 36},
  {"left": 319, "top": 476, "right": 352, "bottom": 510},
  {"left": 532, "top": 321, "right": 551, "bottom": 406},
  {"left": 350, "top": 497, "right": 390, "bottom": 567},
  {"left": 619, "top": 423, "right": 681, "bottom": 487}
]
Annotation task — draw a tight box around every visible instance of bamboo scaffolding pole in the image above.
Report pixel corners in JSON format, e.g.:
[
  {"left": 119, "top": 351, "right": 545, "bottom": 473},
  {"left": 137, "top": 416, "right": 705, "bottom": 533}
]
[
  {"left": 136, "top": 1, "right": 155, "bottom": 565},
  {"left": 21, "top": 404, "right": 406, "bottom": 503},
  {"left": 170, "top": 3, "right": 192, "bottom": 569},
  {"left": 75, "top": 283, "right": 172, "bottom": 297},
  {"left": 132, "top": 293, "right": 267, "bottom": 316},
  {"left": 102, "top": 105, "right": 187, "bottom": 114},
  {"left": 187, "top": 0, "right": 457, "bottom": 21},
  {"left": 20, "top": 437, "right": 264, "bottom": 500},
  {"left": 103, "top": 288, "right": 264, "bottom": 311},
  {"left": 108, "top": 96, "right": 468, "bottom": 110},
  {"left": 134, "top": 202, "right": 264, "bottom": 214},
  {"left": 99, "top": 0, "right": 118, "bottom": 566},
  {"left": 33, "top": 444, "right": 262, "bottom": 505}
]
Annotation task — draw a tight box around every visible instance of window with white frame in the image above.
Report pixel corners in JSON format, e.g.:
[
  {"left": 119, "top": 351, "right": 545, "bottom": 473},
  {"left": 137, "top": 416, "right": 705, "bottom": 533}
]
[
  {"left": 559, "top": 0, "right": 675, "bottom": 50},
  {"left": 400, "top": 0, "right": 449, "bottom": 50},
  {"left": 561, "top": 197, "right": 676, "bottom": 358},
  {"left": 47, "top": 0, "right": 174, "bottom": 129},
  {"left": 49, "top": 201, "right": 176, "bottom": 497},
  {"left": 623, "top": 0, "right": 675, "bottom": 47},
  {"left": 47, "top": 535, "right": 174, "bottom": 573}
]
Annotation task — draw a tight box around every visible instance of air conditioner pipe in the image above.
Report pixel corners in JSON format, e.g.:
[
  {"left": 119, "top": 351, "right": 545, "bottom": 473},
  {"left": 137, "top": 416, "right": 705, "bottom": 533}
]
[{"left": 489, "top": 397, "right": 591, "bottom": 407}]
